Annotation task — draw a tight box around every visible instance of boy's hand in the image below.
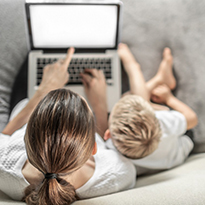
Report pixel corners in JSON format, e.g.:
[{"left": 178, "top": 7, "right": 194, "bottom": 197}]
[
  {"left": 151, "top": 84, "right": 173, "bottom": 104},
  {"left": 80, "top": 69, "right": 107, "bottom": 111},
  {"left": 38, "top": 47, "right": 75, "bottom": 93}
]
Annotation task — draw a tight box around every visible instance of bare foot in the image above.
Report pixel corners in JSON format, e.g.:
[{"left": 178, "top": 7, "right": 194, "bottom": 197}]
[
  {"left": 118, "top": 43, "right": 140, "bottom": 67},
  {"left": 156, "top": 48, "right": 176, "bottom": 90}
]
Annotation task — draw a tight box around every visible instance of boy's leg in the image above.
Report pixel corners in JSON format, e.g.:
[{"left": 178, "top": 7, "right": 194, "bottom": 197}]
[
  {"left": 146, "top": 48, "right": 176, "bottom": 94},
  {"left": 118, "top": 43, "right": 150, "bottom": 101},
  {"left": 118, "top": 45, "right": 176, "bottom": 99},
  {"left": 146, "top": 48, "right": 176, "bottom": 110},
  {"left": 119, "top": 45, "right": 175, "bottom": 111}
]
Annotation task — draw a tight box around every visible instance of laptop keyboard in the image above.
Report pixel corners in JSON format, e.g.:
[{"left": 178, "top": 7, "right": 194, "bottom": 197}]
[{"left": 36, "top": 57, "right": 113, "bottom": 86}]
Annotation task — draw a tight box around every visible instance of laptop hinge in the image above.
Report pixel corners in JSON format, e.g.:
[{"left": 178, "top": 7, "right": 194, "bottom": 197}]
[
  {"left": 42, "top": 48, "right": 107, "bottom": 54},
  {"left": 75, "top": 48, "right": 106, "bottom": 53},
  {"left": 43, "top": 49, "right": 69, "bottom": 54}
]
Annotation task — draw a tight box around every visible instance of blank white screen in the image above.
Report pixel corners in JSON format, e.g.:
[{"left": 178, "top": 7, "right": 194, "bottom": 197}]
[{"left": 29, "top": 5, "right": 118, "bottom": 48}]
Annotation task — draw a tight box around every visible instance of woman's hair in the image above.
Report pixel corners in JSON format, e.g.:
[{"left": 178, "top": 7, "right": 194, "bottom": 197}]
[
  {"left": 109, "top": 95, "right": 161, "bottom": 159},
  {"left": 23, "top": 89, "right": 95, "bottom": 205}
]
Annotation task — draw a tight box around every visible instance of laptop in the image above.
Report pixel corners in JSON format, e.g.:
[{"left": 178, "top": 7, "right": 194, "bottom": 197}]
[{"left": 25, "top": 2, "right": 123, "bottom": 112}]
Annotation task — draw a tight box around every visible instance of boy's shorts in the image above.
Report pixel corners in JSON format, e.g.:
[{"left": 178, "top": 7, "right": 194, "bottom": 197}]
[{"left": 185, "top": 130, "right": 194, "bottom": 144}]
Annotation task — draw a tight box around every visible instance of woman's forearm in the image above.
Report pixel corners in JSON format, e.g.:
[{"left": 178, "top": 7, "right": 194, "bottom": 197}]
[
  {"left": 2, "top": 48, "right": 74, "bottom": 136},
  {"left": 2, "top": 89, "right": 47, "bottom": 135},
  {"left": 93, "top": 103, "right": 108, "bottom": 139}
]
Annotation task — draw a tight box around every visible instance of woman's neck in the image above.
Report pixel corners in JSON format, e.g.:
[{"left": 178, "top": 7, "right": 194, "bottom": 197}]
[
  {"left": 22, "top": 156, "right": 95, "bottom": 189},
  {"left": 22, "top": 160, "right": 44, "bottom": 185},
  {"left": 65, "top": 156, "right": 95, "bottom": 189}
]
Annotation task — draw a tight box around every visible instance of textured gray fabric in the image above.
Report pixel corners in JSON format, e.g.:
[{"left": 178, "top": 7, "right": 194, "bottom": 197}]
[
  {"left": 0, "top": 0, "right": 28, "bottom": 132},
  {"left": 0, "top": 0, "right": 205, "bottom": 204},
  {"left": 121, "top": 0, "right": 205, "bottom": 153},
  {"left": 0, "top": 153, "right": 205, "bottom": 205}
]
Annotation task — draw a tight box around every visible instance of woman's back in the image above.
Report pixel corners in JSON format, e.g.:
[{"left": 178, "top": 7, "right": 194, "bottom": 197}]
[
  {"left": 0, "top": 89, "right": 136, "bottom": 205},
  {"left": 0, "top": 125, "right": 136, "bottom": 202}
]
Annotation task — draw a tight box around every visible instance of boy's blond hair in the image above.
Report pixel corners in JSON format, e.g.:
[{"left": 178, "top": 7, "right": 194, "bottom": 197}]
[{"left": 109, "top": 95, "right": 162, "bottom": 159}]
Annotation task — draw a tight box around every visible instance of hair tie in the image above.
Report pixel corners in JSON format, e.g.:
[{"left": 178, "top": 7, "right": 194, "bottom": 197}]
[{"left": 44, "top": 173, "right": 57, "bottom": 180}]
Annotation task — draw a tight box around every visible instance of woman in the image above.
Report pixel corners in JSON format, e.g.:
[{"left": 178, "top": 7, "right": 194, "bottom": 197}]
[{"left": 0, "top": 48, "right": 136, "bottom": 205}]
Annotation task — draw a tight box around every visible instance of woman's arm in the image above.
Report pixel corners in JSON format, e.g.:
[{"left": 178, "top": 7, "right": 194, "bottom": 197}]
[
  {"left": 81, "top": 69, "right": 108, "bottom": 138},
  {"left": 2, "top": 48, "right": 75, "bottom": 135}
]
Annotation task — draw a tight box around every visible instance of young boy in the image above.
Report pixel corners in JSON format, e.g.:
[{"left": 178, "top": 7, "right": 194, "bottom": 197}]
[{"left": 102, "top": 44, "right": 198, "bottom": 175}]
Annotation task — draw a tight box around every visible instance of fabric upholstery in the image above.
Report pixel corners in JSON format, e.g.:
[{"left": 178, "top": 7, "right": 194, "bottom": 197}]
[
  {"left": 0, "top": 153, "right": 205, "bottom": 205},
  {"left": 0, "top": 0, "right": 28, "bottom": 131},
  {"left": 0, "top": 0, "right": 205, "bottom": 204}
]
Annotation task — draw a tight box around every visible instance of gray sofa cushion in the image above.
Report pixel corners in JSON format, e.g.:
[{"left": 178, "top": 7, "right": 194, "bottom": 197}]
[
  {"left": 0, "top": 0, "right": 205, "bottom": 204},
  {"left": 0, "top": 0, "right": 28, "bottom": 131},
  {"left": 0, "top": 153, "right": 205, "bottom": 205},
  {"left": 74, "top": 154, "right": 205, "bottom": 205}
]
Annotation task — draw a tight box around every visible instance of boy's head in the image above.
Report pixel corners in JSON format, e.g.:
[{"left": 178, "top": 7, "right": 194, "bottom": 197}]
[{"left": 106, "top": 95, "right": 162, "bottom": 159}]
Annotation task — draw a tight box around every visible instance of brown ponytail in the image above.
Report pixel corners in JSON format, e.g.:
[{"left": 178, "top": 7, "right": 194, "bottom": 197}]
[
  {"left": 24, "top": 178, "right": 77, "bottom": 204},
  {"left": 24, "top": 89, "right": 95, "bottom": 205}
]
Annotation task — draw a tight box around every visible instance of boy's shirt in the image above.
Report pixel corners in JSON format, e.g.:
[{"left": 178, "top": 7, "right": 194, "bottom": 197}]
[{"left": 106, "top": 110, "right": 194, "bottom": 175}]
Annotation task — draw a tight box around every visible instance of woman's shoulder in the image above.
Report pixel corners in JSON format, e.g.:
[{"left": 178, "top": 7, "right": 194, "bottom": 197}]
[
  {"left": 76, "top": 136, "right": 136, "bottom": 199},
  {"left": 96, "top": 144, "right": 136, "bottom": 173},
  {"left": 0, "top": 125, "right": 27, "bottom": 162},
  {"left": 0, "top": 125, "right": 28, "bottom": 200},
  {"left": 0, "top": 155, "right": 28, "bottom": 201},
  {"left": 95, "top": 133, "right": 136, "bottom": 176}
]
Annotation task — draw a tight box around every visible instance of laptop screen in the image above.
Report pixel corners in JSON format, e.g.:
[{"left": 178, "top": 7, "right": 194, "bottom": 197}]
[{"left": 27, "top": 4, "right": 119, "bottom": 49}]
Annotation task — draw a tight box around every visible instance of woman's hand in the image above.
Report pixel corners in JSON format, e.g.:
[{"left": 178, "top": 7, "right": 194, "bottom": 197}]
[
  {"left": 81, "top": 69, "right": 108, "bottom": 138},
  {"left": 2, "top": 48, "right": 74, "bottom": 136},
  {"left": 80, "top": 69, "right": 107, "bottom": 111},
  {"left": 38, "top": 47, "right": 75, "bottom": 94}
]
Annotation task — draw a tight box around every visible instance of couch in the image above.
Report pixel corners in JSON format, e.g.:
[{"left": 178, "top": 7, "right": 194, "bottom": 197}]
[{"left": 0, "top": 0, "right": 205, "bottom": 204}]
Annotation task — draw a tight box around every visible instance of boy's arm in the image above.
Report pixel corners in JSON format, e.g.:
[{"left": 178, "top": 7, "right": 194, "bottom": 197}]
[
  {"left": 3, "top": 89, "right": 50, "bottom": 135},
  {"left": 2, "top": 48, "right": 74, "bottom": 135},
  {"left": 166, "top": 96, "right": 198, "bottom": 130},
  {"left": 81, "top": 69, "right": 108, "bottom": 138},
  {"left": 152, "top": 84, "right": 198, "bottom": 130}
]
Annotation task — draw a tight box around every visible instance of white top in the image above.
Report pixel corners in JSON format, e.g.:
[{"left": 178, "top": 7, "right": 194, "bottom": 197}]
[
  {"left": 76, "top": 135, "right": 136, "bottom": 198},
  {"left": 106, "top": 110, "right": 194, "bottom": 175},
  {"left": 0, "top": 99, "right": 136, "bottom": 200}
]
